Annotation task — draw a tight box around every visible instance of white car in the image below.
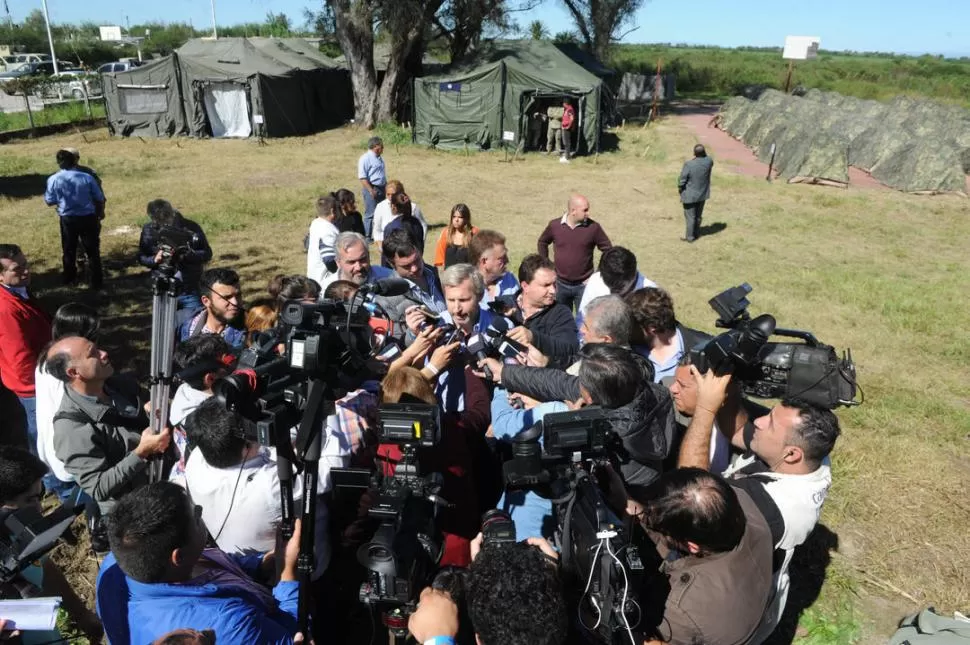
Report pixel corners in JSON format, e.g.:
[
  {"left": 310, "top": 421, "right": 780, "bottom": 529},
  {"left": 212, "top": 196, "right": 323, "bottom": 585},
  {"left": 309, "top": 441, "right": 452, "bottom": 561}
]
[{"left": 36, "top": 70, "right": 103, "bottom": 99}]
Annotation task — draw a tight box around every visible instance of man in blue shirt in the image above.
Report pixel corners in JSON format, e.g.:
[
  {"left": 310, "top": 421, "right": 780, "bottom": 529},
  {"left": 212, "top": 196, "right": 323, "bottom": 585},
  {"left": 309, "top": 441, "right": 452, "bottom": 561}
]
[
  {"left": 97, "top": 482, "right": 302, "bottom": 645},
  {"left": 45, "top": 149, "right": 106, "bottom": 288},
  {"left": 357, "top": 136, "right": 386, "bottom": 240},
  {"left": 627, "top": 287, "right": 711, "bottom": 383},
  {"left": 469, "top": 229, "right": 518, "bottom": 308}
]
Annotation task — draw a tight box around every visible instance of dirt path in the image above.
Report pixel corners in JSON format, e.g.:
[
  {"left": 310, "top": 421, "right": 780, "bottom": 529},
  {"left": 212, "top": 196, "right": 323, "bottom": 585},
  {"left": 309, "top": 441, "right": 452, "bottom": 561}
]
[{"left": 673, "top": 111, "right": 888, "bottom": 190}]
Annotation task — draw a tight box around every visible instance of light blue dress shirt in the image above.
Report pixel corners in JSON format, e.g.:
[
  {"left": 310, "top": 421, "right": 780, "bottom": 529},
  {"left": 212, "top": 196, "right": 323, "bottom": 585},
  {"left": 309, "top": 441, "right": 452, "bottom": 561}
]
[
  {"left": 44, "top": 168, "right": 105, "bottom": 217},
  {"left": 357, "top": 150, "right": 386, "bottom": 186}
]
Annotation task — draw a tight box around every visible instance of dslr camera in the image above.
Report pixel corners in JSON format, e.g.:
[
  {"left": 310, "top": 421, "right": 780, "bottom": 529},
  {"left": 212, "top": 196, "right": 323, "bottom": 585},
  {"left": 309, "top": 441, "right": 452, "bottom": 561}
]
[{"left": 689, "top": 284, "right": 860, "bottom": 409}]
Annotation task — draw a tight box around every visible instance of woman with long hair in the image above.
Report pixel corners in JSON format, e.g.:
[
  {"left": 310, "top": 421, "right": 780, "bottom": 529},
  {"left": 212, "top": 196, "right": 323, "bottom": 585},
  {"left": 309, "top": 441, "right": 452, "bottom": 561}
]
[
  {"left": 333, "top": 188, "right": 365, "bottom": 235},
  {"left": 433, "top": 203, "right": 478, "bottom": 268}
]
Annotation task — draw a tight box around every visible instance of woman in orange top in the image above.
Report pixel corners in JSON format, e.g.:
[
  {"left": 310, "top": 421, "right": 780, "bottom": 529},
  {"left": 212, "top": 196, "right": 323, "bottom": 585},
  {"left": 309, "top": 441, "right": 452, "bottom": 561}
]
[{"left": 433, "top": 203, "right": 479, "bottom": 268}]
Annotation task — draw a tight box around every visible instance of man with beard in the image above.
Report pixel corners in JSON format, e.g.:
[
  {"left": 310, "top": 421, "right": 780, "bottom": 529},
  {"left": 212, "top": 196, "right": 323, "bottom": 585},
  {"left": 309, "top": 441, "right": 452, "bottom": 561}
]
[
  {"left": 178, "top": 268, "right": 246, "bottom": 349},
  {"left": 47, "top": 336, "right": 171, "bottom": 514},
  {"left": 320, "top": 232, "right": 391, "bottom": 292}
]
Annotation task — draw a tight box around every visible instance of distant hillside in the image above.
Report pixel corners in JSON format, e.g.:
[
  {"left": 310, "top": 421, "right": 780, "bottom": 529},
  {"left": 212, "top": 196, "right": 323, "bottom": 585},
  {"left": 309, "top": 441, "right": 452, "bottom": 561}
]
[{"left": 610, "top": 44, "right": 970, "bottom": 107}]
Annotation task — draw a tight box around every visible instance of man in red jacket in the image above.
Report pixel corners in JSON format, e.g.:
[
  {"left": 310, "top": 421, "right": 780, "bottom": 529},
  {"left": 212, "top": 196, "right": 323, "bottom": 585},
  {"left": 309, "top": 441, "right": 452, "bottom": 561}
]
[{"left": 0, "top": 245, "right": 52, "bottom": 454}]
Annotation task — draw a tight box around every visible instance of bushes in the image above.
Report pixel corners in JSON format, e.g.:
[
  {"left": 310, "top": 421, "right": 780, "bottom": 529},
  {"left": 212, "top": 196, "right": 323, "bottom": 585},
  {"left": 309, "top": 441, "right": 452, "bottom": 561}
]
[{"left": 609, "top": 44, "right": 970, "bottom": 107}]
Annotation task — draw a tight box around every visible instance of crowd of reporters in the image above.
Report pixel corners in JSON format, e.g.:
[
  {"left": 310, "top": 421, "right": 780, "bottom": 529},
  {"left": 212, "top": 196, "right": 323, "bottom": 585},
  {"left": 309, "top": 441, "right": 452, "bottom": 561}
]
[{"left": 0, "top": 174, "right": 842, "bottom": 645}]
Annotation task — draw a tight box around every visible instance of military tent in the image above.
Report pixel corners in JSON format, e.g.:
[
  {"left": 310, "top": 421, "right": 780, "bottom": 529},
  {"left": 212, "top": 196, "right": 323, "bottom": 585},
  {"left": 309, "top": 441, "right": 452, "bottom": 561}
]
[
  {"left": 412, "top": 40, "right": 604, "bottom": 153},
  {"left": 102, "top": 37, "right": 353, "bottom": 138}
]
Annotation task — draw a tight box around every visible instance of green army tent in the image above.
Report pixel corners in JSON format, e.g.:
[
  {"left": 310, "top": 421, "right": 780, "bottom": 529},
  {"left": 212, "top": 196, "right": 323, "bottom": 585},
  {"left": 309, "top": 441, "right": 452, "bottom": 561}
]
[
  {"left": 102, "top": 37, "right": 352, "bottom": 138},
  {"left": 412, "top": 40, "right": 604, "bottom": 153}
]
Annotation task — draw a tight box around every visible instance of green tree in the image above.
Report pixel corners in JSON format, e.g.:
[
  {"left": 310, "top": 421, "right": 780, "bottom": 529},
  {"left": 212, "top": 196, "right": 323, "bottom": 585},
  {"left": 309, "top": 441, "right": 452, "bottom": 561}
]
[
  {"left": 265, "top": 12, "right": 292, "bottom": 37},
  {"left": 553, "top": 30, "right": 577, "bottom": 44},
  {"left": 529, "top": 19, "right": 548, "bottom": 40},
  {"left": 559, "top": 0, "right": 645, "bottom": 61}
]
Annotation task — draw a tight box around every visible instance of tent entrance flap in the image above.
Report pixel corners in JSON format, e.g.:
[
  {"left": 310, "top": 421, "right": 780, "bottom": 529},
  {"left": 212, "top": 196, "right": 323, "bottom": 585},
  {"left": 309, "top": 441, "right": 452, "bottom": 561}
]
[{"left": 202, "top": 82, "right": 252, "bottom": 138}]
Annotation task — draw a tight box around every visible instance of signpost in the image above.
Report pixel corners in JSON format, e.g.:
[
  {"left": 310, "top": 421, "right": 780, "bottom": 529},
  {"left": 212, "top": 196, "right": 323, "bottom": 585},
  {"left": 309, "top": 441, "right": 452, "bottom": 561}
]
[{"left": 782, "top": 36, "right": 820, "bottom": 93}]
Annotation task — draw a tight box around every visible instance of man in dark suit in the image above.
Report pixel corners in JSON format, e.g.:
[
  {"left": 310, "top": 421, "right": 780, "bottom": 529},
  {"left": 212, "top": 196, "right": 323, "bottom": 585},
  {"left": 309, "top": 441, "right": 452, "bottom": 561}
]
[{"left": 678, "top": 144, "right": 714, "bottom": 243}]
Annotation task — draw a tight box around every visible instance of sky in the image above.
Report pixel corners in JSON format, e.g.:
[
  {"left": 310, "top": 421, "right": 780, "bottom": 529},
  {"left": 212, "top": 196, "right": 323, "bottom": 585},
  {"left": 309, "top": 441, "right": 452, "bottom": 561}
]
[{"left": 8, "top": 0, "right": 970, "bottom": 57}]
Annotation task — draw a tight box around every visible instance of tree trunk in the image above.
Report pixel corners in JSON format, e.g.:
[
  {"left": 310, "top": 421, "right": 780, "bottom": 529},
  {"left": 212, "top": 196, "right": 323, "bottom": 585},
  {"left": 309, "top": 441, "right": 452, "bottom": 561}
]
[
  {"left": 374, "top": 0, "right": 443, "bottom": 124},
  {"left": 328, "top": 0, "right": 379, "bottom": 127}
]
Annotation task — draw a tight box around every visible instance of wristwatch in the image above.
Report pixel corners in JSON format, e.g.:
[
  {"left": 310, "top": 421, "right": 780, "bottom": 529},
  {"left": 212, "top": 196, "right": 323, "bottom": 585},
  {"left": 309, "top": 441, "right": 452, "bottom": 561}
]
[{"left": 423, "top": 638, "right": 456, "bottom": 645}]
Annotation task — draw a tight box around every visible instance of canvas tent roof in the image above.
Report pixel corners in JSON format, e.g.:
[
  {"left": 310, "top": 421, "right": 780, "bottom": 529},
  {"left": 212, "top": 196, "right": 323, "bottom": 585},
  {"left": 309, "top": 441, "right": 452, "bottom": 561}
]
[
  {"left": 103, "top": 37, "right": 353, "bottom": 139},
  {"left": 553, "top": 43, "right": 615, "bottom": 78},
  {"left": 413, "top": 39, "right": 604, "bottom": 152},
  {"left": 717, "top": 89, "right": 969, "bottom": 194}
]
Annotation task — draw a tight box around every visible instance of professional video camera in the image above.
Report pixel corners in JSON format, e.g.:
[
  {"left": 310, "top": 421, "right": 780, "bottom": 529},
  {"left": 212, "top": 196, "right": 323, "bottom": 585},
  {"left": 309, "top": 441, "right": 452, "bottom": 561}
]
[
  {"left": 211, "top": 279, "right": 410, "bottom": 636},
  {"left": 689, "top": 284, "right": 860, "bottom": 409},
  {"left": 331, "top": 403, "right": 447, "bottom": 643},
  {"left": 154, "top": 225, "right": 198, "bottom": 276},
  {"left": 503, "top": 410, "right": 645, "bottom": 645},
  {"left": 0, "top": 505, "right": 83, "bottom": 587}
]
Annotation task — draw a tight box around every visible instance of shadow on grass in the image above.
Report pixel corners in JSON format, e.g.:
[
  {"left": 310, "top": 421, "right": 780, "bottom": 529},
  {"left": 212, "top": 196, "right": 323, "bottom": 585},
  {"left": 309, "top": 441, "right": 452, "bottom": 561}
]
[
  {"left": 699, "top": 222, "right": 728, "bottom": 237},
  {"left": 764, "top": 523, "right": 840, "bottom": 645},
  {"left": 0, "top": 173, "right": 48, "bottom": 199},
  {"left": 599, "top": 131, "right": 620, "bottom": 153}
]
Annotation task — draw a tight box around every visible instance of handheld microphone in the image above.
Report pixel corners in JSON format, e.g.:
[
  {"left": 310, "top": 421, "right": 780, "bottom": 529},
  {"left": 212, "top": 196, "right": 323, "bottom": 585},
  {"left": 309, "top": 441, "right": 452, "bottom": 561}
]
[
  {"left": 361, "top": 278, "right": 411, "bottom": 298},
  {"left": 466, "top": 333, "right": 493, "bottom": 380}
]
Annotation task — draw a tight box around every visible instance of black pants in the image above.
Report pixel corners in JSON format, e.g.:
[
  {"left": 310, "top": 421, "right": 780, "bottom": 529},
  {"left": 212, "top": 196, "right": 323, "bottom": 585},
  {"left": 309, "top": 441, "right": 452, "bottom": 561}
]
[
  {"left": 683, "top": 200, "right": 706, "bottom": 241},
  {"left": 561, "top": 127, "right": 572, "bottom": 157},
  {"left": 59, "top": 215, "right": 102, "bottom": 287}
]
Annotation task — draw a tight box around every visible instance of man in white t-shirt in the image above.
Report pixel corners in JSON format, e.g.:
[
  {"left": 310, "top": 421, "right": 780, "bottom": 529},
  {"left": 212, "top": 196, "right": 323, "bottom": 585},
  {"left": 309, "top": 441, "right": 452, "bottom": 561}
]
[
  {"left": 306, "top": 195, "right": 340, "bottom": 285},
  {"left": 372, "top": 181, "right": 428, "bottom": 252},
  {"left": 575, "top": 246, "right": 656, "bottom": 338},
  {"left": 677, "top": 368, "right": 841, "bottom": 644},
  {"left": 34, "top": 303, "right": 101, "bottom": 502},
  {"left": 183, "top": 398, "right": 350, "bottom": 578}
]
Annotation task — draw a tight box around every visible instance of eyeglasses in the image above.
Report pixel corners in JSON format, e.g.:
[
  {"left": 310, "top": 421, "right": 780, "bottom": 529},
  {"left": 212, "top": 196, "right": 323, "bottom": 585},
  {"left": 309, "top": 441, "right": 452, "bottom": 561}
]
[{"left": 205, "top": 287, "right": 241, "bottom": 305}]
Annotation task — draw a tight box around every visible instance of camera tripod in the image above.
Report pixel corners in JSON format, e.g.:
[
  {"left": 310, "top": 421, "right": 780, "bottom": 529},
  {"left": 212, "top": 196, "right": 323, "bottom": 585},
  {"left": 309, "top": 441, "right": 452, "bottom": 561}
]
[{"left": 147, "top": 269, "right": 181, "bottom": 483}]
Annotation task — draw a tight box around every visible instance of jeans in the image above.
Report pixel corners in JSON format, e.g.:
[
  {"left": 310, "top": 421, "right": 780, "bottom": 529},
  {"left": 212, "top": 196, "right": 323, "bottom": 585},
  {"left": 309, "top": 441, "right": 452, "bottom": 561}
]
[
  {"left": 556, "top": 279, "right": 586, "bottom": 313},
  {"left": 17, "top": 396, "right": 38, "bottom": 456},
  {"left": 59, "top": 215, "right": 103, "bottom": 287},
  {"left": 683, "top": 201, "right": 706, "bottom": 241},
  {"left": 178, "top": 292, "right": 203, "bottom": 311},
  {"left": 361, "top": 185, "right": 386, "bottom": 239}
]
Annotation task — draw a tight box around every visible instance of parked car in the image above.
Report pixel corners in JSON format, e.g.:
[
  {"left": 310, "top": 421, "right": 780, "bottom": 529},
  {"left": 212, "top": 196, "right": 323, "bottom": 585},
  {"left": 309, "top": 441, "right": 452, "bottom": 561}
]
[
  {"left": 36, "top": 70, "right": 103, "bottom": 99},
  {"left": 0, "top": 61, "right": 55, "bottom": 79},
  {"left": 97, "top": 60, "right": 144, "bottom": 74},
  {"left": 0, "top": 53, "right": 51, "bottom": 71}
]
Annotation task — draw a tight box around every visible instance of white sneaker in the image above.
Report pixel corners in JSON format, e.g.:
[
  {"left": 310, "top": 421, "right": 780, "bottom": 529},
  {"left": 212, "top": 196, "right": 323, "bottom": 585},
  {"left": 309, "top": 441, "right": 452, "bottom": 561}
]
[{"left": 559, "top": 155, "right": 570, "bottom": 163}]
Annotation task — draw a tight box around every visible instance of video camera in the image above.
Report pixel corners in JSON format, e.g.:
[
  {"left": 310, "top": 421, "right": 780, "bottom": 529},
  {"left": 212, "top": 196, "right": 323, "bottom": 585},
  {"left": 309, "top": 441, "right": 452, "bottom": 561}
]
[
  {"left": 212, "top": 288, "right": 401, "bottom": 636},
  {"left": 331, "top": 403, "right": 447, "bottom": 637},
  {"left": 503, "top": 410, "right": 645, "bottom": 644},
  {"left": 0, "top": 505, "right": 84, "bottom": 586},
  {"left": 154, "top": 225, "right": 198, "bottom": 276},
  {"left": 689, "top": 284, "right": 860, "bottom": 409}
]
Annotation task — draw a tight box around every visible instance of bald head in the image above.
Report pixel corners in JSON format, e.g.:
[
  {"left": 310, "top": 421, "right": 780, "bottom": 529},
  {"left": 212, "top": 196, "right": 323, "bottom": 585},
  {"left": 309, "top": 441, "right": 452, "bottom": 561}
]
[
  {"left": 566, "top": 193, "right": 590, "bottom": 226},
  {"left": 45, "top": 336, "right": 113, "bottom": 387}
]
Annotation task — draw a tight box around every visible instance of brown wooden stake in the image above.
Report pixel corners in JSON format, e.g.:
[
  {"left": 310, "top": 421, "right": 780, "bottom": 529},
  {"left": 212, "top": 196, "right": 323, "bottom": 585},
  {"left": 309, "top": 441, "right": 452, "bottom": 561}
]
[{"left": 784, "top": 60, "right": 795, "bottom": 93}]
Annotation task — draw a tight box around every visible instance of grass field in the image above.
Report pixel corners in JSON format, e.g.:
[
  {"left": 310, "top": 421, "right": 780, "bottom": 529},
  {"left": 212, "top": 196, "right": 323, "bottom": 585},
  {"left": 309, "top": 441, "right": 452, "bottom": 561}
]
[
  {"left": 0, "top": 99, "right": 106, "bottom": 133},
  {"left": 1, "top": 119, "right": 968, "bottom": 644}
]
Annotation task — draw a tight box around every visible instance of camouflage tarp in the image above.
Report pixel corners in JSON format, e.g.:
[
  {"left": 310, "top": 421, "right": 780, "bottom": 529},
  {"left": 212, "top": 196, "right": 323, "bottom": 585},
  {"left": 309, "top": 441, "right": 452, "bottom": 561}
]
[{"left": 716, "top": 88, "right": 968, "bottom": 194}]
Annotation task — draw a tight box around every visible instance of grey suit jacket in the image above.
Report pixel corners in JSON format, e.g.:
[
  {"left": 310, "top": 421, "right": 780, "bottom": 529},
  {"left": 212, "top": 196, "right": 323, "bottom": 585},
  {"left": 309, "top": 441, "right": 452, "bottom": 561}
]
[{"left": 678, "top": 155, "right": 714, "bottom": 204}]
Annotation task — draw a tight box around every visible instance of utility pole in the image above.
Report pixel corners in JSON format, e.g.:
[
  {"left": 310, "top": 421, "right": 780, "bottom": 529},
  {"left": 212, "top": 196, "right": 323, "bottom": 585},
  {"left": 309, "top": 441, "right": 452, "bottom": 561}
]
[
  {"left": 40, "top": 0, "right": 59, "bottom": 75},
  {"left": 210, "top": 0, "right": 218, "bottom": 39}
]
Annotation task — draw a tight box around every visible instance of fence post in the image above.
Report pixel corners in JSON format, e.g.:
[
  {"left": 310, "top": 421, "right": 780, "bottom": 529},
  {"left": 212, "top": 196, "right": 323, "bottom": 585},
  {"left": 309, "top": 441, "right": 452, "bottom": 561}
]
[
  {"left": 81, "top": 79, "right": 92, "bottom": 118},
  {"left": 21, "top": 90, "right": 36, "bottom": 136}
]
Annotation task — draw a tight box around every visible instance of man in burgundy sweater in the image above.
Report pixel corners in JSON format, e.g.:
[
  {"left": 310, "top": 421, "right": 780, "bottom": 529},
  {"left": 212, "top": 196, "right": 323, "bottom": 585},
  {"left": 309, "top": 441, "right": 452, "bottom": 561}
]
[
  {"left": 537, "top": 194, "right": 612, "bottom": 313},
  {"left": 0, "top": 245, "right": 52, "bottom": 453}
]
